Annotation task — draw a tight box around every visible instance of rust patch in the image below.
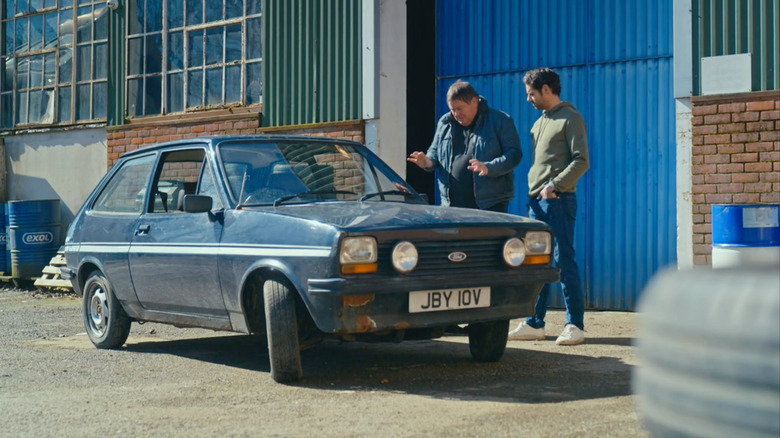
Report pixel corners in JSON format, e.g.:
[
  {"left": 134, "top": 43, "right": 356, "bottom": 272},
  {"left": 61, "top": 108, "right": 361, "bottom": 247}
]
[
  {"left": 394, "top": 322, "right": 411, "bottom": 330},
  {"left": 355, "top": 315, "right": 377, "bottom": 332},
  {"left": 343, "top": 294, "right": 375, "bottom": 307}
]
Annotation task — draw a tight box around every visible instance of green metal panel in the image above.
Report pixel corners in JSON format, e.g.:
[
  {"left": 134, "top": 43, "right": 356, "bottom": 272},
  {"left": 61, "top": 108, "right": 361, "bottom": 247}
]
[
  {"left": 693, "top": 0, "right": 779, "bottom": 94},
  {"left": 108, "top": 6, "right": 126, "bottom": 127},
  {"left": 263, "top": 0, "right": 362, "bottom": 127}
]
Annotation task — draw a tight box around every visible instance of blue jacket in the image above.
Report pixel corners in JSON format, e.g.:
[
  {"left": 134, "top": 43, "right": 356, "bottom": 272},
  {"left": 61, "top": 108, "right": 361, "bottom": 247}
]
[{"left": 426, "top": 98, "right": 522, "bottom": 209}]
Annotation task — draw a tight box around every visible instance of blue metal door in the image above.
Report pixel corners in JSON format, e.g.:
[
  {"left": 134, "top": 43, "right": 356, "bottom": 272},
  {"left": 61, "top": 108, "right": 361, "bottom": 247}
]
[{"left": 435, "top": 0, "right": 676, "bottom": 310}]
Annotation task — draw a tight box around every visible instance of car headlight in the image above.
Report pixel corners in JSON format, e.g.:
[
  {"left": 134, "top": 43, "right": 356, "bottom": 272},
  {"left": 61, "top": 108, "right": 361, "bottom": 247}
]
[
  {"left": 392, "top": 241, "right": 418, "bottom": 273},
  {"left": 503, "top": 237, "right": 526, "bottom": 267},
  {"left": 339, "top": 236, "right": 377, "bottom": 264},
  {"left": 524, "top": 231, "right": 552, "bottom": 254}
]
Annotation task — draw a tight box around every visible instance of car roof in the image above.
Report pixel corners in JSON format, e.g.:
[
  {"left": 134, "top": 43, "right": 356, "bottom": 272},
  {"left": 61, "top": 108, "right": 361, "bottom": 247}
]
[{"left": 119, "top": 135, "right": 365, "bottom": 159}]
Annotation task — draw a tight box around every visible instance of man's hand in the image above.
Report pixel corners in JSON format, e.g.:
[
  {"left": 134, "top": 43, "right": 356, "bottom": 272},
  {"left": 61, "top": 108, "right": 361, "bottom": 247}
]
[
  {"left": 407, "top": 151, "right": 433, "bottom": 170},
  {"left": 538, "top": 181, "right": 559, "bottom": 199},
  {"left": 467, "top": 159, "right": 489, "bottom": 176}
]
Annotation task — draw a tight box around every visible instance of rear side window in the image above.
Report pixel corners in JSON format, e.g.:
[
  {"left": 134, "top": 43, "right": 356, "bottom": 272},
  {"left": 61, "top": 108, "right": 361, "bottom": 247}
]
[{"left": 92, "top": 154, "right": 156, "bottom": 214}]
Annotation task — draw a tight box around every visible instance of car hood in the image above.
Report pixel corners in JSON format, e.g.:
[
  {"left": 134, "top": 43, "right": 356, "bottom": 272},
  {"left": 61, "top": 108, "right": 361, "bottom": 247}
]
[{"left": 263, "top": 201, "right": 541, "bottom": 231}]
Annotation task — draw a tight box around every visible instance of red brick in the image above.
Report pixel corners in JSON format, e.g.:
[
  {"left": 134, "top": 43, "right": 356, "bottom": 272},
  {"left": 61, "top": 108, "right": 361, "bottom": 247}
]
[
  {"left": 717, "top": 144, "right": 745, "bottom": 154},
  {"left": 747, "top": 100, "right": 776, "bottom": 111},
  {"left": 704, "top": 134, "right": 731, "bottom": 144},
  {"left": 693, "top": 184, "right": 717, "bottom": 194},
  {"left": 705, "top": 194, "right": 733, "bottom": 203},
  {"left": 731, "top": 152, "right": 759, "bottom": 163},
  {"left": 760, "top": 131, "right": 780, "bottom": 141},
  {"left": 760, "top": 192, "right": 780, "bottom": 203},
  {"left": 693, "top": 244, "right": 713, "bottom": 255},
  {"left": 732, "top": 132, "right": 760, "bottom": 143},
  {"left": 760, "top": 151, "right": 780, "bottom": 161},
  {"left": 693, "top": 125, "right": 718, "bottom": 135},
  {"left": 692, "top": 233, "right": 704, "bottom": 244},
  {"left": 692, "top": 174, "right": 705, "bottom": 184},
  {"left": 704, "top": 114, "right": 731, "bottom": 124},
  {"left": 693, "top": 255, "right": 709, "bottom": 265},
  {"left": 693, "top": 224, "right": 711, "bottom": 234},
  {"left": 745, "top": 182, "right": 773, "bottom": 193},
  {"left": 692, "top": 213, "right": 704, "bottom": 223},
  {"left": 704, "top": 154, "right": 731, "bottom": 164},
  {"left": 692, "top": 136, "right": 704, "bottom": 146},
  {"left": 717, "top": 183, "right": 744, "bottom": 193},
  {"left": 745, "top": 162, "right": 773, "bottom": 172},
  {"left": 692, "top": 144, "right": 717, "bottom": 155},
  {"left": 732, "top": 111, "right": 760, "bottom": 122},
  {"left": 693, "top": 104, "right": 718, "bottom": 116},
  {"left": 746, "top": 121, "right": 775, "bottom": 132},
  {"left": 719, "top": 102, "right": 746, "bottom": 113},
  {"left": 691, "top": 115, "right": 704, "bottom": 125},
  {"left": 718, "top": 123, "right": 746, "bottom": 133},
  {"left": 760, "top": 172, "right": 780, "bottom": 183},
  {"left": 704, "top": 173, "right": 731, "bottom": 183},
  {"left": 746, "top": 142, "right": 775, "bottom": 152},
  {"left": 732, "top": 173, "right": 760, "bottom": 183},
  {"left": 733, "top": 193, "right": 761, "bottom": 203},
  {"left": 693, "top": 202, "right": 708, "bottom": 213},
  {"left": 693, "top": 164, "right": 717, "bottom": 174},
  {"left": 759, "top": 110, "right": 779, "bottom": 120},
  {"left": 717, "top": 163, "right": 743, "bottom": 173}
]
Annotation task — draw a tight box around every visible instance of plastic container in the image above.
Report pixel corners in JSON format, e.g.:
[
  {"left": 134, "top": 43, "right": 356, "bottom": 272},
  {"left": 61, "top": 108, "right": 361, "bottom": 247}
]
[
  {"left": 7, "top": 200, "right": 62, "bottom": 279},
  {"left": 712, "top": 204, "right": 780, "bottom": 269}
]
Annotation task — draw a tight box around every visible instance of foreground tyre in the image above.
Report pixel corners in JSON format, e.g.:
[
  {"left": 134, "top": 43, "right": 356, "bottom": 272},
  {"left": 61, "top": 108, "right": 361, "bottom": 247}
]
[
  {"left": 633, "top": 265, "right": 780, "bottom": 438},
  {"left": 468, "top": 319, "right": 509, "bottom": 362},
  {"left": 82, "top": 271, "right": 131, "bottom": 349},
  {"left": 263, "top": 279, "right": 303, "bottom": 383}
]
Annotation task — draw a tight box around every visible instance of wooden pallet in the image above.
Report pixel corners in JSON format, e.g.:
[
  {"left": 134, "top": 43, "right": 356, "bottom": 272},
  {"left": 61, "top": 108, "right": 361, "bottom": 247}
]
[{"left": 33, "top": 252, "right": 73, "bottom": 291}]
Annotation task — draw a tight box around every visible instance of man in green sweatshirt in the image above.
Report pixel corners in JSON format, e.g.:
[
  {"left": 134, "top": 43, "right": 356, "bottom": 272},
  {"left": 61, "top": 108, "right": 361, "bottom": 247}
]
[{"left": 509, "top": 68, "right": 589, "bottom": 345}]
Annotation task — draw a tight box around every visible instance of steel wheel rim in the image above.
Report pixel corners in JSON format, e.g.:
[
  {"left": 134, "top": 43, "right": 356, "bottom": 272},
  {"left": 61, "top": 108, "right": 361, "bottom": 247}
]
[{"left": 88, "top": 286, "right": 108, "bottom": 336}]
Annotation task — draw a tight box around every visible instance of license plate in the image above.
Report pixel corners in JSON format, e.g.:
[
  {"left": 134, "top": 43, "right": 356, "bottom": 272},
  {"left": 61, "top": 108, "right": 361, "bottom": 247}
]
[{"left": 408, "top": 287, "right": 491, "bottom": 313}]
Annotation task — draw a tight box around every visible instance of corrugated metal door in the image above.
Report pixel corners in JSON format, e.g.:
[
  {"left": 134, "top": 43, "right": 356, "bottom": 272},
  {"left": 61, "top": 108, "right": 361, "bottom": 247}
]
[{"left": 436, "top": 0, "right": 676, "bottom": 310}]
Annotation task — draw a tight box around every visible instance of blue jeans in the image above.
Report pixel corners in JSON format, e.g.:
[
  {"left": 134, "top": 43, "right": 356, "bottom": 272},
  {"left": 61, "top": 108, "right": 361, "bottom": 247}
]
[{"left": 526, "top": 193, "right": 585, "bottom": 330}]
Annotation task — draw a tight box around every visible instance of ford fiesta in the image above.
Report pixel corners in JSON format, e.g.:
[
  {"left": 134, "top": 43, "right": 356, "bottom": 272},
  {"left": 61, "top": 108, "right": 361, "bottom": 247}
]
[{"left": 61, "top": 135, "right": 559, "bottom": 382}]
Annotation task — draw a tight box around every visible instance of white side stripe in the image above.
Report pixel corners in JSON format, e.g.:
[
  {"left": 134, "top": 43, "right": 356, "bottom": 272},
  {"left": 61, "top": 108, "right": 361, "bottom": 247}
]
[{"left": 75, "top": 243, "right": 331, "bottom": 257}]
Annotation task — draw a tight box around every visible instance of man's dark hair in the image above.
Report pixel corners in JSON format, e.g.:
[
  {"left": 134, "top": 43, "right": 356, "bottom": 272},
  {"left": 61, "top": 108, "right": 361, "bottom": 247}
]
[
  {"left": 446, "top": 80, "right": 479, "bottom": 103},
  {"left": 523, "top": 68, "right": 561, "bottom": 96}
]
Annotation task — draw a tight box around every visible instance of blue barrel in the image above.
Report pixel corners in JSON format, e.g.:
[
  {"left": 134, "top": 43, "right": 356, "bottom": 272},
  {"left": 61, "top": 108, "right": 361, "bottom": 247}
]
[
  {"left": 712, "top": 204, "right": 780, "bottom": 268},
  {"left": 0, "top": 202, "right": 7, "bottom": 275},
  {"left": 8, "top": 200, "right": 62, "bottom": 279}
]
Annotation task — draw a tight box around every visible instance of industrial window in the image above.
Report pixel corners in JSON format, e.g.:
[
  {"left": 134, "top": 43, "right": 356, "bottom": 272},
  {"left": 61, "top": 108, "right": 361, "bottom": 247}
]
[
  {"left": 127, "top": 0, "right": 262, "bottom": 118},
  {"left": 0, "top": 0, "right": 108, "bottom": 129}
]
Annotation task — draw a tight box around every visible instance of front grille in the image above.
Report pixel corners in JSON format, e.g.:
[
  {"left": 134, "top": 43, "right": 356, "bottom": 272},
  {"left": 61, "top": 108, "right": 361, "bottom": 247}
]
[{"left": 377, "top": 238, "right": 505, "bottom": 274}]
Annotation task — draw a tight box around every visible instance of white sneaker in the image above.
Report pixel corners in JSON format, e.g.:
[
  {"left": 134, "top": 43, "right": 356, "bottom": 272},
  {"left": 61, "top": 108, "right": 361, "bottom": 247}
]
[
  {"left": 556, "top": 325, "right": 585, "bottom": 345},
  {"left": 508, "top": 322, "right": 546, "bottom": 340}
]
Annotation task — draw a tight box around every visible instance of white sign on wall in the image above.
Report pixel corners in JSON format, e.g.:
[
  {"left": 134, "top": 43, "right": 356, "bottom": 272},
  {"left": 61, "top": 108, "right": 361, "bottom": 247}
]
[{"left": 701, "top": 53, "right": 752, "bottom": 95}]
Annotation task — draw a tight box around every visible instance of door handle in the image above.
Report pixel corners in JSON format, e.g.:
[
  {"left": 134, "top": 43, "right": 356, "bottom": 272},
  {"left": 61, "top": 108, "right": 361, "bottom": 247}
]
[{"left": 136, "top": 224, "right": 151, "bottom": 235}]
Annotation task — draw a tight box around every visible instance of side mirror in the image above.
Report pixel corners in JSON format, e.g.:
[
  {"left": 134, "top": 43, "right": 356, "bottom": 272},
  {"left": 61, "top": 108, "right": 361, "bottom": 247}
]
[{"left": 182, "top": 194, "right": 212, "bottom": 213}]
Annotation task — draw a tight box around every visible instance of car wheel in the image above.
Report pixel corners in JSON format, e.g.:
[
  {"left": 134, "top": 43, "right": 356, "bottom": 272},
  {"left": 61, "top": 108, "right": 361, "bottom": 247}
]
[
  {"left": 633, "top": 265, "right": 780, "bottom": 438},
  {"left": 82, "top": 271, "right": 131, "bottom": 349},
  {"left": 468, "top": 319, "right": 509, "bottom": 362},
  {"left": 263, "top": 278, "right": 303, "bottom": 383}
]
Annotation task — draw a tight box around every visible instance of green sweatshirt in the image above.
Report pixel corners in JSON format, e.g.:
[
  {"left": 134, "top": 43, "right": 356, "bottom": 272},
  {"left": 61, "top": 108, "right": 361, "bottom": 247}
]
[{"left": 527, "top": 101, "right": 590, "bottom": 197}]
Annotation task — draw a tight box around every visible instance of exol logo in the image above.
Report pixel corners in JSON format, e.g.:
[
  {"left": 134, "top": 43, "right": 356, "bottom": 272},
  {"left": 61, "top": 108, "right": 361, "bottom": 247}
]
[
  {"left": 23, "top": 232, "right": 54, "bottom": 245},
  {"left": 447, "top": 251, "right": 467, "bottom": 262},
  {"left": 0, "top": 233, "right": 6, "bottom": 243}
]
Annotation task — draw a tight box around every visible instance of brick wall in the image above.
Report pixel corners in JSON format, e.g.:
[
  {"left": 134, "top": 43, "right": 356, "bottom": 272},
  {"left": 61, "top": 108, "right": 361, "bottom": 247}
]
[
  {"left": 690, "top": 90, "right": 780, "bottom": 265},
  {"left": 106, "top": 108, "right": 365, "bottom": 168}
]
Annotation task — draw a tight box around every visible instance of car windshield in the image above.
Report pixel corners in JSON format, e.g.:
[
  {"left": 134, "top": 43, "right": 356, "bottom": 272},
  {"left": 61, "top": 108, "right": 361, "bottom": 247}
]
[{"left": 218, "top": 140, "right": 423, "bottom": 206}]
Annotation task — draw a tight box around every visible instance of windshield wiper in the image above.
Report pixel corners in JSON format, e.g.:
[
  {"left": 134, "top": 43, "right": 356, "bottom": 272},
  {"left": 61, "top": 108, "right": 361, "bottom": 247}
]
[
  {"left": 273, "top": 190, "right": 357, "bottom": 207},
  {"left": 359, "top": 190, "right": 420, "bottom": 202}
]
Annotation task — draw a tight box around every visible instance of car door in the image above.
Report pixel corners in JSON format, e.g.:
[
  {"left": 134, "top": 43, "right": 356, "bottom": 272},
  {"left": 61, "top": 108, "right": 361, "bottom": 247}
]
[{"left": 128, "top": 147, "right": 227, "bottom": 319}]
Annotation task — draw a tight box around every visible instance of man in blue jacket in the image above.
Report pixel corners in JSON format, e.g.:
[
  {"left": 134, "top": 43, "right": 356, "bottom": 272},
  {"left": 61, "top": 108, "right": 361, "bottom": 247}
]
[{"left": 408, "top": 80, "right": 522, "bottom": 213}]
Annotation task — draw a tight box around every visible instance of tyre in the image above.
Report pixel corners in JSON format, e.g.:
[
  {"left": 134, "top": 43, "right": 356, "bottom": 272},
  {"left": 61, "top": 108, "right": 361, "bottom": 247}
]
[
  {"left": 633, "top": 265, "right": 780, "bottom": 438},
  {"left": 468, "top": 319, "right": 509, "bottom": 362},
  {"left": 263, "top": 278, "right": 303, "bottom": 383},
  {"left": 82, "top": 271, "right": 131, "bottom": 349}
]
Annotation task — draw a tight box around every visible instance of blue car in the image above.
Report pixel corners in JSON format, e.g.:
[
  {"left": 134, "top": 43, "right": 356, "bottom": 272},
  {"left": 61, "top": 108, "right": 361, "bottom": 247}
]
[{"left": 62, "top": 135, "right": 559, "bottom": 382}]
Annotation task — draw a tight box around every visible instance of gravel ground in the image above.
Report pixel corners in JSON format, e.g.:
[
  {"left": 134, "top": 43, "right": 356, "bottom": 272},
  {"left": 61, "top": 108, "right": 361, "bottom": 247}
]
[{"left": 0, "top": 283, "right": 648, "bottom": 438}]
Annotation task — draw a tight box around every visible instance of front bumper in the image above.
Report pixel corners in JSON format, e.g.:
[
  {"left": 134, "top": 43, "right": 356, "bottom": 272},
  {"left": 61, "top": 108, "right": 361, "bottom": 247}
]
[{"left": 306, "top": 267, "right": 560, "bottom": 334}]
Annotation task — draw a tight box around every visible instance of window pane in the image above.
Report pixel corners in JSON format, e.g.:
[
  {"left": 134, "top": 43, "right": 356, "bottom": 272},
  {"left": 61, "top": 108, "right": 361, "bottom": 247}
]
[
  {"left": 59, "top": 9, "right": 73, "bottom": 46},
  {"left": 167, "top": 72, "right": 183, "bottom": 113},
  {"left": 145, "top": 75, "right": 161, "bottom": 115},
  {"left": 44, "top": 52, "right": 56, "bottom": 86},
  {"left": 168, "top": 32, "right": 184, "bottom": 70},
  {"left": 45, "top": 12, "right": 58, "bottom": 48},
  {"left": 205, "top": 27, "right": 222, "bottom": 65},
  {"left": 27, "top": 89, "right": 45, "bottom": 123},
  {"left": 247, "top": 17, "right": 261, "bottom": 60},
  {"left": 29, "top": 55, "right": 43, "bottom": 87},
  {"left": 16, "top": 18, "right": 29, "bottom": 52},
  {"left": 226, "top": 24, "right": 241, "bottom": 63},
  {"left": 59, "top": 48, "right": 73, "bottom": 82},
  {"left": 127, "top": 77, "right": 142, "bottom": 117},
  {"left": 16, "top": 57, "right": 28, "bottom": 89},
  {"left": 4, "top": 2, "right": 14, "bottom": 20},
  {"left": 76, "top": 83, "right": 90, "bottom": 120},
  {"left": 226, "top": 0, "right": 242, "bottom": 19},
  {"left": 246, "top": 60, "right": 261, "bottom": 105},
  {"left": 94, "top": 5, "right": 108, "bottom": 40},
  {"left": 77, "top": 44, "right": 91, "bottom": 81},
  {"left": 17, "top": 90, "right": 28, "bottom": 124},
  {"left": 30, "top": 0, "right": 43, "bottom": 10},
  {"left": 2, "top": 57, "right": 13, "bottom": 91},
  {"left": 127, "top": 37, "right": 143, "bottom": 75},
  {"left": 93, "top": 154, "right": 156, "bottom": 214},
  {"left": 30, "top": 14, "right": 44, "bottom": 50},
  {"left": 94, "top": 42, "right": 107, "bottom": 79},
  {"left": 145, "top": 33, "right": 162, "bottom": 74},
  {"left": 248, "top": 0, "right": 261, "bottom": 15},
  {"left": 225, "top": 64, "right": 240, "bottom": 104},
  {"left": 168, "top": 0, "right": 184, "bottom": 28},
  {"left": 187, "top": 69, "right": 202, "bottom": 108},
  {"left": 187, "top": 0, "right": 203, "bottom": 26},
  {"left": 4, "top": 22, "right": 14, "bottom": 55},
  {"left": 128, "top": 0, "right": 143, "bottom": 35},
  {"left": 61, "top": 0, "right": 73, "bottom": 7},
  {"left": 206, "top": 0, "right": 222, "bottom": 22},
  {"left": 1, "top": 93, "right": 13, "bottom": 128},
  {"left": 188, "top": 30, "right": 203, "bottom": 68},
  {"left": 93, "top": 81, "right": 107, "bottom": 119},
  {"left": 58, "top": 85, "right": 71, "bottom": 122},
  {"left": 77, "top": 6, "right": 92, "bottom": 43},
  {"left": 205, "top": 66, "right": 221, "bottom": 105},
  {"left": 147, "top": 0, "right": 163, "bottom": 32}
]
